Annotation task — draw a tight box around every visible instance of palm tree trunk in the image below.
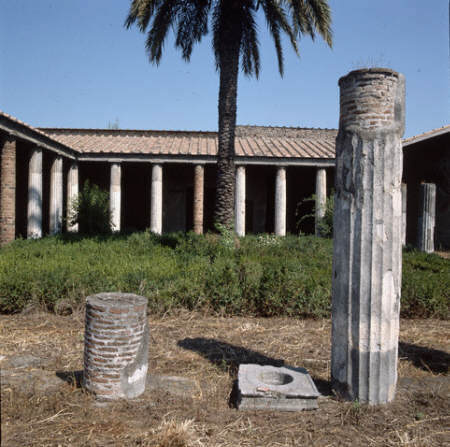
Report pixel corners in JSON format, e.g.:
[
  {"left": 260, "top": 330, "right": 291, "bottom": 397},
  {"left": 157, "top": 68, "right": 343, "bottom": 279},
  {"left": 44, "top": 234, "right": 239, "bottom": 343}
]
[{"left": 214, "top": 39, "right": 241, "bottom": 230}]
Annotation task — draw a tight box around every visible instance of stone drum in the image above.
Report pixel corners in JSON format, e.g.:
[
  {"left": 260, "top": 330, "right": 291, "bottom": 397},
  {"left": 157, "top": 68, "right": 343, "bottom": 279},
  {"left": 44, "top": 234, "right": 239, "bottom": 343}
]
[{"left": 83, "top": 292, "right": 149, "bottom": 400}]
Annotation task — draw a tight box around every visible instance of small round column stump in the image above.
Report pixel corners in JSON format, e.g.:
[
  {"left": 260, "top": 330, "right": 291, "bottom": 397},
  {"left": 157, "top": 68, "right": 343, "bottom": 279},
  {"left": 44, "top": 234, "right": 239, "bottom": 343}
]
[{"left": 83, "top": 293, "right": 149, "bottom": 400}]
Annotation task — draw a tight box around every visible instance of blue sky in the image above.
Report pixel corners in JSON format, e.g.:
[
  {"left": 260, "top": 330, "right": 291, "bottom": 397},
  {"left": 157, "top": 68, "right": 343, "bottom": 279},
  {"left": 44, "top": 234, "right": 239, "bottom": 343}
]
[{"left": 0, "top": 0, "right": 448, "bottom": 138}]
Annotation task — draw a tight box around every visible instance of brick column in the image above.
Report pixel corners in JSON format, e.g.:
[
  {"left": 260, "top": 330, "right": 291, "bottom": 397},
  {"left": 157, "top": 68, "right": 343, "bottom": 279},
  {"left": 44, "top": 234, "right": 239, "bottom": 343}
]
[
  {"left": 274, "top": 166, "right": 286, "bottom": 236},
  {"left": 49, "top": 156, "right": 63, "bottom": 235},
  {"left": 27, "top": 147, "right": 43, "bottom": 239},
  {"left": 110, "top": 163, "right": 121, "bottom": 232},
  {"left": 0, "top": 135, "right": 16, "bottom": 244},
  {"left": 235, "top": 165, "right": 246, "bottom": 237},
  {"left": 193, "top": 164, "right": 204, "bottom": 234},
  {"left": 331, "top": 68, "right": 405, "bottom": 405},
  {"left": 315, "top": 168, "right": 327, "bottom": 236},
  {"left": 67, "top": 162, "right": 79, "bottom": 232},
  {"left": 151, "top": 164, "right": 163, "bottom": 234}
]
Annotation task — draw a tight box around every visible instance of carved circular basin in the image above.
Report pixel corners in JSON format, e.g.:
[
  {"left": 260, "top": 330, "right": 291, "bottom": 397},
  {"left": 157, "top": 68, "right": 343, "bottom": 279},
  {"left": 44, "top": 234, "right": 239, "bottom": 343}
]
[{"left": 260, "top": 371, "right": 294, "bottom": 386}]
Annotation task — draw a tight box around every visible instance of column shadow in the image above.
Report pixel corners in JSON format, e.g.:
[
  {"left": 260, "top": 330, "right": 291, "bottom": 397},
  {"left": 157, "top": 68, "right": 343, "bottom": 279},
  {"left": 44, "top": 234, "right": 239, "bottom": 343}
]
[
  {"left": 177, "top": 337, "right": 332, "bottom": 406},
  {"left": 399, "top": 342, "right": 449, "bottom": 374},
  {"left": 56, "top": 370, "right": 84, "bottom": 388}
]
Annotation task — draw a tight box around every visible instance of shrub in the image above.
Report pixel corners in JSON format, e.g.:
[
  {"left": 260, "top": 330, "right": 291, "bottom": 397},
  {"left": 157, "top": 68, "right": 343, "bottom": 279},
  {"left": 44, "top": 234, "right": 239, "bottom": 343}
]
[
  {"left": 68, "top": 181, "right": 111, "bottom": 234},
  {"left": 0, "top": 233, "right": 447, "bottom": 319}
]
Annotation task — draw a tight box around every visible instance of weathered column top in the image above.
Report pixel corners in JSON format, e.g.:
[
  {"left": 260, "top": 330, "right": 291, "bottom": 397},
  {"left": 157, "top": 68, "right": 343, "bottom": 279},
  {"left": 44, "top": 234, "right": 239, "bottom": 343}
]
[{"left": 338, "top": 67, "right": 405, "bottom": 137}]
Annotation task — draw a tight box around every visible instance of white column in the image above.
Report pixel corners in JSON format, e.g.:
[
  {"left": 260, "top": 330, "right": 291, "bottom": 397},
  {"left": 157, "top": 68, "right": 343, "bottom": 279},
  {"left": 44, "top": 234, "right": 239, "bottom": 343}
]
[
  {"left": 49, "top": 156, "right": 63, "bottom": 234},
  {"left": 27, "top": 148, "right": 43, "bottom": 238},
  {"left": 151, "top": 164, "right": 163, "bottom": 234},
  {"left": 315, "top": 168, "right": 327, "bottom": 236},
  {"left": 67, "top": 162, "right": 79, "bottom": 232},
  {"left": 401, "top": 183, "right": 407, "bottom": 246},
  {"left": 110, "top": 163, "right": 121, "bottom": 232},
  {"left": 274, "top": 166, "right": 286, "bottom": 236},
  {"left": 417, "top": 183, "right": 436, "bottom": 253},
  {"left": 235, "top": 165, "right": 246, "bottom": 237}
]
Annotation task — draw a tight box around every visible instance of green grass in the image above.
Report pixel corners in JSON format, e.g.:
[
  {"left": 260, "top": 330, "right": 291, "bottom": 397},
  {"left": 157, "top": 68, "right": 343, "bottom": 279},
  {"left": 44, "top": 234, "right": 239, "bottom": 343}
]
[{"left": 0, "top": 232, "right": 448, "bottom": 318}]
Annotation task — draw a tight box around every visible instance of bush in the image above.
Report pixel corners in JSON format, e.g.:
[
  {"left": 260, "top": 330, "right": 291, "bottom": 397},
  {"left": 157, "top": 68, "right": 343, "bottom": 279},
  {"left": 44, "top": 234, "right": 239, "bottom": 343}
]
[
  {"left": 296, "top": 191, "right": 334, "bottom": 237},
  {"left": 0, "top": 233, "right": 447, "bottom": 318},
  {"left": 68, "top": 181, "right": 111, "bottom": 234}
]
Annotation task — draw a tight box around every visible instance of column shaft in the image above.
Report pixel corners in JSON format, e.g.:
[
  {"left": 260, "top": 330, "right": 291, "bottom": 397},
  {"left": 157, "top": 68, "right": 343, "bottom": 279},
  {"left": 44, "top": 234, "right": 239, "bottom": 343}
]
[
  {"left": 401, "top": 183, "right": 407, "bottom": 246},
  {"left": 315, "top": 168, "right": 327, "bottom": 236},
  {"left": 49, "top": 156, "right": 63, "bottom": 234},
  {"left": 110, "top": 163, "right": 121, "bottom": 232},
  {"left": 27, "top": 148, "right": 43, "bottom": 238},
  {"left": 0, "top": 135, "right": 16, "bottom": 245},
  {"left": 331, "top": 68, "right": 405, "bottom": 405},
  {"left": 67, "top": 162, "right": 79, "bottom": 232},
  {"left": 151, "top": 164, "right": 163, "bottom": 234},
  {"left": 235, "top": 166, "right": 246, "bottom": 236},
  {"left": 193, "top": 165, "right": 204, "bottom": 234},
  {"left": 274, "top": 167, "right": 286, "bottom": 236},
  {"left": 417, "top": 183, "right": 436, "bottom": 253}
]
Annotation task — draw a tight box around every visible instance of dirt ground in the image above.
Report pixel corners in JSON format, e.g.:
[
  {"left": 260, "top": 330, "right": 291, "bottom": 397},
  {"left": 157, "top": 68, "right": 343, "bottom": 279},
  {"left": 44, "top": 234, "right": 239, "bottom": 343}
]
[{"left": 1, "top": 311, "right": 449, "bottom": 446}]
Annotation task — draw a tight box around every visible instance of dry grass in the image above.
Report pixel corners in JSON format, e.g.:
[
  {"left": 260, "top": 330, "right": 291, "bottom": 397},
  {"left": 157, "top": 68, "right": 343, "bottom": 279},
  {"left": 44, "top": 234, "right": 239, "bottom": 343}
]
[{"left": 1, "top": 311, "right": 449, "bottom": 446}]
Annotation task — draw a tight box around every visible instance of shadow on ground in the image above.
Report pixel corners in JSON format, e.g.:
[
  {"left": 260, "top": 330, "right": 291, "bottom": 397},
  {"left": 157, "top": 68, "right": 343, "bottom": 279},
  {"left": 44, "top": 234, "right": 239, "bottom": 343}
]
[
  {"left": 399, "top": 342, "right": 449, "bottom": 374},
  {"left": 177, "top": 337, "right": 333, "bottom": 402},
  {"left": 56, "top": 370, "right": 84, "bottom": 388}
]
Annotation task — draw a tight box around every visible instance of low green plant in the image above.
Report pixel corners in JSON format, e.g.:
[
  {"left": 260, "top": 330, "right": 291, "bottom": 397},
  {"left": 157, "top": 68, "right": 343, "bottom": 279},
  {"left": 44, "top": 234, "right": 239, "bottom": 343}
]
[
  {"left": 68, "top": 181, "right": 112, "bottom": 235},
  {"left": 0, "top": 233, "right": 448, "bottom": 318},
  {"left": 296, "top": 191, "right": 334, "bottom": 237}
]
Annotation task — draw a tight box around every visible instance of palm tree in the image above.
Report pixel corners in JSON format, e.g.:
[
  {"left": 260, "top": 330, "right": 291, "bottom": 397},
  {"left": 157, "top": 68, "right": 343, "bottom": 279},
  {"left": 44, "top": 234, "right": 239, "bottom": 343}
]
[{"left": 125, "top": 0, "right": 332, "bottom": 230}]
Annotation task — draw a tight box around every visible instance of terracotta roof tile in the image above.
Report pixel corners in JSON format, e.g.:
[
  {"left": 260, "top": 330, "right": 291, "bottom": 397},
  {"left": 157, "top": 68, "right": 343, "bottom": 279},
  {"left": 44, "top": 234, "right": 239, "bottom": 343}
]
[{"left": 39, "top": 127, "right": 338, "bottom": 159}]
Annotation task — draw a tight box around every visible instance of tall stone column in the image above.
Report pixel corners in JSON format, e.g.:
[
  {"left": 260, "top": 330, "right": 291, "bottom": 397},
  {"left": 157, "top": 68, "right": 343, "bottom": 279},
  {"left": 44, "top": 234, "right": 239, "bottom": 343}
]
[
  {"left": 331, "top": 68, "right": 405, "bottom": 405},
  {"left": 67, "top": 162, "right": 79, "bottom": 232},
  {"left": 401, "top": 183, "right": 407, "bottom": 246},
  {"left": 315, "top": 168, "right": 327, "bottom": 236},
  {"left": 27, "top": 148, "right": 43, "bottom": 239},
  {"left": 110, "top": 163, "right": 121, "bottom": 232},
  {"left": 49, "top": 156, "right": 63, "bottom": 235},
  {"left": 235, "top": 165, "right": 246, "bottom": 237},
  {"left": 417, "top": 183, "right": 436, "bottom": 253},
  {"left": 0, "top": 135, "right": 16, "bottom": 245},
  {"left": 193, "top": 164, "right": 204, "bottom": 234},
  {"left": 274, "top": 167, "right": 286, "bottom": 236},
  {"left": 151, "top": 164, "right": 163, "bottom": 234}
]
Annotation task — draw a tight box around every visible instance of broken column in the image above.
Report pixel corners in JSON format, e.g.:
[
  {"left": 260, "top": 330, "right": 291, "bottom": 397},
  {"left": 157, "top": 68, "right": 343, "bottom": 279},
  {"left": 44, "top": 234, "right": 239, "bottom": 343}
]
[
  {"left": 315, "top": 168, "right": 327, "bottom": 236},
  {"left": 83, "top": 292, "right": 149, "bottom": 400},
  {"left": 331, "top": 68, "right": 405, "bottom": 405},
  {"left": 417, "top": 183, "right": 436, "bottom": 253}
]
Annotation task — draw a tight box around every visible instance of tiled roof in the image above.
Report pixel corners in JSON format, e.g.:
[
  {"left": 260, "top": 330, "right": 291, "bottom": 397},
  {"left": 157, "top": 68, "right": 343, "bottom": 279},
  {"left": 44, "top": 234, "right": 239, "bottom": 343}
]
[
  {"left": 403, "top": 124, "right": 450, "bottom": 146},
  {"left": 40, "top": 127, "right": 337, "bottom": 159}
]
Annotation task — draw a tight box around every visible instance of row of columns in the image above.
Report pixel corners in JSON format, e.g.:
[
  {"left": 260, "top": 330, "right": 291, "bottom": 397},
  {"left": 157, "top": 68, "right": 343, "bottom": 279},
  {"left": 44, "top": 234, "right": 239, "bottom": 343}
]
[
  {"left": 235, "top": 166, "right": 327, "bottom": 237},
  {"left": 23, "top": 148, "right": 330, "bottom": 238},
  {"left": 27, "top": 149, "right": 79, "bottom": 238}
]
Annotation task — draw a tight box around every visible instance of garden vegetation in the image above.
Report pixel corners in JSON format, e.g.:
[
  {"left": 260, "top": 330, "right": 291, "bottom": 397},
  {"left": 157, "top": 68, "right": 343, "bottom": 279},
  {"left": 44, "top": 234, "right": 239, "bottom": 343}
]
[{"left": 0, "top": 232, "right": 448, "bottom": 318}]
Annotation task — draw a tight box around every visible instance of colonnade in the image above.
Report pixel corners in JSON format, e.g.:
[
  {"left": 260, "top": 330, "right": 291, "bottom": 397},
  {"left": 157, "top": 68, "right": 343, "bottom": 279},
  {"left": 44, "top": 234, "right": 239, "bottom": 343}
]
[{"left": 23, "top": 150, "right": 329, "bottom": 237}]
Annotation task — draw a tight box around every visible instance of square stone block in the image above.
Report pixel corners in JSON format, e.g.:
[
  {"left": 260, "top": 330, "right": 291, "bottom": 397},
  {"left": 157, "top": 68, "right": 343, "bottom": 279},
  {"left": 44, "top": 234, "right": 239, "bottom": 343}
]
[{"left": 237, "top": 364, "right": 320, "bottom": 411}]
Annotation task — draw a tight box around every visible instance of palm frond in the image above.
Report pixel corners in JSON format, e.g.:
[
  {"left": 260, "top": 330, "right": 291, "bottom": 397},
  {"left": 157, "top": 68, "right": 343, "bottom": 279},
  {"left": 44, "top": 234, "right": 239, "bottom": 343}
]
[
  {"left": 175, "top": 0, "right": 211, "bottom": 61},
  {"left": 240, "top": 6, "right": 260, "bottom": 77},
  {"left": 146, "top": 0, "right": 182, "bottom": 63}
]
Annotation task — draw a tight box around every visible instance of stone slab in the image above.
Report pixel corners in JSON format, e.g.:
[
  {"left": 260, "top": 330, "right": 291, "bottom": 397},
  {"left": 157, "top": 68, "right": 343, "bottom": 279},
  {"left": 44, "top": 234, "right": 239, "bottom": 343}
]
[{"left": 237, "top": 364, "right": 319, "bottom": 411}]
